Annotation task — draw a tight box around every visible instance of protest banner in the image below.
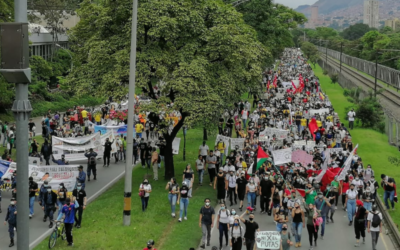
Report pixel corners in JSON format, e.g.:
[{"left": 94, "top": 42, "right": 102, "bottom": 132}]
[
  {"left": 172, "top": 138, "right": 181, "bottom": 155},
  {"left": 52, "top": 133, "right": 103, "bottom": 162},
  {"left": 28, "top": 157, "right": 41, "bottom": 166},
  {"left": 256, "top": 231, "right": 281, "bottom": 249},
  {"left": 88, "top": 121, "right": 132, "bottom": 136},
  {"left": 2, "top": 164, "right": 79, "bottom": 191},
  {"left": 0, "top": 160, "right": 13, "bottom": 178},
  {"left": 100, "top": 131, "right": 118, "bottom": 154},
  {"left": 307, "top": 141, "right": 315, "bottom": 147},
  {"left": 291, "top": 150, "right": 313, "bottom": 165},
  {"left": 230, "top": 138, "right": 245, "bottom": 150},
  {"left": 271, "top": 148, "right": 292, "bottom": 165},
  {"left": 309, "top": 108, "right": 330, "bottom": 116}
]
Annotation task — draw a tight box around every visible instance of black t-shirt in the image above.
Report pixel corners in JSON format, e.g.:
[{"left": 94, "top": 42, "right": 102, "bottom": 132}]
[
  {"left": 29, "top": 181, "right": 38, "bottom": 197},
  {"left": 226, "top": 118, "right": 234, "bottom": 128},
  {"left": 384, "top": 178, "right": 395, "bottom": 191},
  {"left": 104, "top": 141, "right": 113, "bottom": 153},
  {"left": 149, "top": 122, "right": 156, "bottom": 131},
  {"left": 31, "top": 142, "right": 38, "bottom": 153},
  {"left": 72, "top": 189, "right": 87, "bottom": 205},
  {"left": 244, "top": 220, "right": 259, "bottom": 240},
  {"left": 180, "top": 186, "right": 189, "bottom": 198},
  {"left": 236, "top": 177, "right": 247, "bottom": 193},
  {"left": 200, "top": 206, "right": 215, "bottom": 225},
  {"left": 28, "top": 122, "right": 35, "bottom": 131},
  {"left": 58, "top": 187, "right": 68, "bottom": 201},
  {"left": 139, "top": 143, "right": 147, "bottom": 155},
  {"left": 260, "top": 179, "right": 274, "bottom": 197}
]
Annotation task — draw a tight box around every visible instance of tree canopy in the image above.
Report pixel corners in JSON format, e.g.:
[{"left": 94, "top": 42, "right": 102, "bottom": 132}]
[
  {"left": 67, "top": 0, "right": 269, "bottom": 178},
  {"left": 341, "top": 23, "right": 375, "bottom": 41}
]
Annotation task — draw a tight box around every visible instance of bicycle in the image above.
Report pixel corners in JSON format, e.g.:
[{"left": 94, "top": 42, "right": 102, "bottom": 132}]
[{"left": 48, "top": 220, "right": 66, "bottom": 249}]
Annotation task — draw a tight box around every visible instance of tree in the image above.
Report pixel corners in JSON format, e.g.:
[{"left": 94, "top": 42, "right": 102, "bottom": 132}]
[
  {"left": 309, "top": 53, "right": 320, "bottom": 68},
  {"left": 341, "top": 23, "right": 373, "bottom": 41},
  {"left": 301, "top": 42, "right": 319, "bottom": 59},
  {"left": 0, "top": 0, "right": 13, "bottom": 22},
  {"left": 224, "top": 0, "right": 307, "bottom": 58},
  {"left": 329, "top": 73, "right": 339, "bottom": 84},
  {"left": 66, "top": 0, "right": 269, "bottom": 179}
]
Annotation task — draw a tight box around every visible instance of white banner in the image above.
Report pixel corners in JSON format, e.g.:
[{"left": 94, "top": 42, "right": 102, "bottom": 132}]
[
  {"left": 29, "top": 157, "right": 41, "bottom": 166},
  {"left": 52, "top": 133, "right": 103, "bottom": 162},
  {"left": 337, "top": 144, "right": 358, "bottom": 181},
  {"left": 2, "top": 164, "right": 79, "bottom": 191},
  {"left": 230, "top": 138, "right": 245, "bottom": 150},
  {"left": 256, "top": 231, "right": 281, "bottom": 249},
  {"left": 100, "top": 131, "right": 118, "bottom": 154},
  {"left": 309, "top": 108, "right": 330, "bottom": 116},
  {"left": 260, "top": 128, "right": 289, "bottom": 140},
  {"left": 293, "top": 140, "right": 306, "bottom": 146},
  {"left": 307, "top": 141, "right": 315, "bottom": 147},
  {"left": 172, "top": 138, "right": 181, "bottom": 155},
  {"left": 271, "top": 148, "right": 292, "bottom": 165}
]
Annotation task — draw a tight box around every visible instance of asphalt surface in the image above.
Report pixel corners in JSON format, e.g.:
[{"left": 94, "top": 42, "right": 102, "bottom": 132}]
[{"left": 206, "top": 200, "right": 395, "bottom": 250}]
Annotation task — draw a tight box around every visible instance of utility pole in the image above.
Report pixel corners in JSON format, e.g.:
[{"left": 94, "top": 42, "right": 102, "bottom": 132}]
[
  {"left": 339, "top": 42, "right": 343, "bottom": 73},
  {"left": 374, "top": 51, "right": 379, "bottom": 98},
  {"left": 325, "top": 41, "right": 328, "bottom": 65},
  {"left": 183, "top": 126, "right": 187, "bottom": 161},
  {"left": 123, "top": 0, "right": 138, "bottom": 226},
  {"left": 0, "top": 0, "right": 31, "bottom": 249}
]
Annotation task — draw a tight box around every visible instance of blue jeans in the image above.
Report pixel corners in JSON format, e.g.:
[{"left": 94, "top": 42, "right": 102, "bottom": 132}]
[
  {"left": 57, "top": 200, "right": 66, "bottom": 216},
  {"left": 321, "top": 215, "right": 326, "bottom": 236},
  {"left": 276, "top": 223, "right": 283, "bottom": 232},
  {"left": 29, "top": 196, "right": 36, "bottom": 215},
  {"left": 347, "top": 199, "right": 356, "bottom": 222},
  {"left": 141, "top": 196, "right": 149, "bottom": 211},
  {"left": 384, "top": 190, "right": 395, "bottom": 209},
  {"left": 364, "top": 201, "right": 372, "bottom": 211},
  {"left": 247, "top": 192, "right": 256, "bottom": 208},
  {"left": 168, "top": 194, "right": 177, "bottom": 213},
  {"left": 198, "top": 169, "right": 204, "bottom": 184},
  {"left": 146, "top": 158, "right": 151, "bottom": 169},
  {"left": 179, "top": 198, "right": 189, "bottom": 218},
  {"left": 2, "top": 134, "right": 7, "bottom": 147},
  {"left": 242, "top": 119, "right": 247, "bottom": 129},
  {"left": 292, "top": 222, "right": 303, "bottom": 243},
  {"left": 184, "top": 179, "right": 192, "bottom": 197},
  {"left": 335, "top": 142, "right": 341, "bottom": 148},
  {"left": 137, "top": 132, "right": 142, "bottom": 138}
]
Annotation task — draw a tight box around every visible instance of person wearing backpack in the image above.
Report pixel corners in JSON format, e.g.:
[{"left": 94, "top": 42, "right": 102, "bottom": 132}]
[
  {"left": 199, "top": 198, "right": 215, "bottom": 249},
  {"left": 313, "top": 128, "right": 322, "bottom": 144},
  {"left": 57, "top": 197, "right": 76, "bottom": 247},
  {"left": 41, "top": 140, "right": 52, "bottom": 166},
  {"left": 230, "top": 217, "right": 243, "bottom": 250},
  {"left": 367, "top": 205, "right": 382, "bottom": 250},
  {"left": 217, "top": 201, "right": 230, "bottom": 250},
  {"left": 85, "top": 148, "right": 98, "bottom": 181},
  {"left": 353, "top": 199, "right": 367, "bottom": 247},
  {"left": 4, "top": 197, "right": 17, "bottom": 247}
]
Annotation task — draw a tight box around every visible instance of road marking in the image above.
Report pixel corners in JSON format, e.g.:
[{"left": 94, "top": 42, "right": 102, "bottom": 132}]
[
  {"left": 381, "top": 232, "right": 389, "bottom": 250},
  {"left": 29, "top": 170, "right": 127, "bottom": 249}
]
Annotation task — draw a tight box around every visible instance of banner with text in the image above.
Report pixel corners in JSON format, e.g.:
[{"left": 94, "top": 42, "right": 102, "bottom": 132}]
[
  {"left": 271, "top": 148, "right": 292, "bottom": 165},
  {"left": 230, "top": 138, "right": 246, "bottom": 150}
]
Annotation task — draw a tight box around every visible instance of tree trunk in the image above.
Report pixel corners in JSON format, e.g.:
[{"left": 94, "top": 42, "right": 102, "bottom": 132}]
[{"left": 203, "top": 127, "right": 207, "bottom": 141}]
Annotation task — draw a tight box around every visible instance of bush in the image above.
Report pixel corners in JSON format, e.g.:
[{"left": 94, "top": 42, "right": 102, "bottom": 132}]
[{"left": 323, "top": 69, "right": 328, "bottom": 75}]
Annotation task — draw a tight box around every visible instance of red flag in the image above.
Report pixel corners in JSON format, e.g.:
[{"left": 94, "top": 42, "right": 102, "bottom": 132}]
[
  {"left": 267, "top": 80, "right": 270, "bottom": 91},
  {"left": 296, "top": 189, "right": 306, "bottom": 197},
  {"left": 308, "top": 118, "right": 318, "bottom": 140},
  {"left": 273, "top": 75, "right": 278, "bottom": 88},
  {"left": 320, "top": 168, "right": 342, "bottom": 191},
  {"left": 291, "top": 81, "right": 297, "bottom": 92}
]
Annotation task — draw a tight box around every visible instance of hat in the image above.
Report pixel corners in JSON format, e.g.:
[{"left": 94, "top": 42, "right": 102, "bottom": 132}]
[
  {"left": 78, "top": 165, "right": 84, "bottom": 169},
  {"left": 219, "top": 167, "right": 224, "bottom": 171},
  {"left": 356, "top": 200, "right": 363, "bottom": 206},
  {"left": 147, "top": 239, "right": 155, "bottom": 246},
  {"left": 44, "top": 180, "right": 49, "bottom": 185}
]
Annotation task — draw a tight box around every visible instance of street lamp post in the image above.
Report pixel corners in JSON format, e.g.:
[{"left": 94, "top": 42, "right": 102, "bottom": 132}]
[
  {"left": 339, "top": 42, "right": 343, "bottom": 73},
  {"left": 183, "top": 125, "right": 187, "bottom": 161},
  {"left": 55, "top": 43, "right": 73, "bottom": 72},
  {"left": 374, "top": 51, "right": 379, "bottom": 98},
  {"left": 123, "top": 0, "right": 138, "bottom": 226}
]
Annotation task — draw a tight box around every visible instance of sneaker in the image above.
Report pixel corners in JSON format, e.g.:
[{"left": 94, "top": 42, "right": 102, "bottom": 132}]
[
  {"left": 207, "top": 241, "right": 210, "bottom": 246},
  {"left": 49, "top": 223, "right": 53, "bottom": 228},
  {"left": 200, "top": 243, "right": 205, "bottom": 249},
  {"left": 331, "top": 218, "right": 334, "bottom": 223},
  {"left": 354, "top": 242, "right": 360, "bottom": 247},
  {"left": 320, "top": 236, "right": 324, "bottom": 240},
  {"left": 67, "top": 243, "right": 74, "bottom": 247},
  {"left": 392, "top": 208, "right": 395, "bottom": 211},
  {"left": 29, "top": 214, "right": 32, "bottom": 219},
  {"left": 171, "top": 213, "right": 175, "bottom": 218},
  {"left": 309, "top": 247, "right": 313, "bottom": 250},
  {"left": 178, "top": 218, "right": 182, "bottom": 222},
  {"left": 77, "top": 225, "right": 81, "bottom": 228},
  {"left": 184, "top": 217, "right": 187, "bottom": 220}
]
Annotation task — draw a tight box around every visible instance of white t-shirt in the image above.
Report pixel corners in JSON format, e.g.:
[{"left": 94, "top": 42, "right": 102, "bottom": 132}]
[
  {"left": 199, "top": 145, "right": 209, "bottom": 155},
  {"left": 348, "top": 111, "right": 356, "bottom": 121},
  {"left": 140, "top": 184, "right": 152, "bottom": 197},
  {"left": 226, "top": 174, "right": 237, "bottom": 188},
  {"left": 223, "top": 165, "right": 236, "bottom": 173},
  {"left": 367, "top": 212, "right": 382, "bottom": 232},
  {"left": 218, "top": 209, "right": 231, "bottom": 224},
  {"left": 196, "top": 159, "right": 204, "bottom": 170},
  {"left": 346, "top": 189, "right": 358, "bottom": 199}
]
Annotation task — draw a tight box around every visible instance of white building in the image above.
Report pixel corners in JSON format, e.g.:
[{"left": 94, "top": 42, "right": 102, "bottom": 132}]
[{"left": 363, "top": 0, "right": 379, "bottom": 28}]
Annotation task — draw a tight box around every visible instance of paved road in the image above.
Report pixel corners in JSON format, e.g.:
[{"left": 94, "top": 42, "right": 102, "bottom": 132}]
[
  {"left": 206, "top": 200, "right": 394, "bottom": 250},
  {"left": 0, "top": 158, "right": 129, "bottom": 249}
]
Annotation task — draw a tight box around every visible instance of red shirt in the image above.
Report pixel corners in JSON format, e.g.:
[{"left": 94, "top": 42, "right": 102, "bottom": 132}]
[
  {"left": 143, "top": 248, "right": 157, "bottom": 250},
  {"left": 341, "top": 181, "right": 349, "bottom": 194}
]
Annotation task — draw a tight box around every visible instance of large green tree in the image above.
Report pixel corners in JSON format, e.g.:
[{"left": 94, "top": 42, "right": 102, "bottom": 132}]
[
  {"left": 224, "top": 0, "right": 307, "bottom": 58},
  {"left": 67, "top": 0, "right": 269, "bottom": 179},
  {"left": 341, "top": 23, "right": 374, "bottom": 41}
]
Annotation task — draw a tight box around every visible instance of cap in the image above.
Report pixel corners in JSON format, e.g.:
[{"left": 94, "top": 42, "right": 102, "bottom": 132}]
[
  {"left": 356, "top": 200, "right": 363, "bottom": 206},
  {"left": 147, "top": 239, "right": 155, "bottom": 246}
]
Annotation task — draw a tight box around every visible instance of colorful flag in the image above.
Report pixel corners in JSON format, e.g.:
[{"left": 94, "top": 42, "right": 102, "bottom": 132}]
[
  {"left": 291, "top": 81, "right": 297, "bottom": 92},
  {"left": 267, "top": 80, "right": 270, "bottom": 91},
  {"left": 337, "top": 144, "right": 359, "bottom": 181},
  {"left": 273, "top": 75, "right": 278, "bottom": 88},
  {"left": 256, "top": 147, "right": 269, "bottom": 170},
  {"left": 319, "top": 92, "right": 325, "bottom": 100}
]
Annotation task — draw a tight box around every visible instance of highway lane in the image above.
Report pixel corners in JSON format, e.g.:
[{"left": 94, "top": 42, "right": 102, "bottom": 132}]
[{"left": 206, "top": 201, "right": 394, "bottom": 250}]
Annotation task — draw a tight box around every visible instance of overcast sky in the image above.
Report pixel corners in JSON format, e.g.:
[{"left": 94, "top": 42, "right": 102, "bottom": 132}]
[{"left": 275, "top": 0, "right": 317, "bottom": 9}]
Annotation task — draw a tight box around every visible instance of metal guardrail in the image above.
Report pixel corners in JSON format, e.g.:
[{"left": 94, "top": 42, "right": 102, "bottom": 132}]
[{"left": 376, "top": 195, "right": 400, "bottom": 250}]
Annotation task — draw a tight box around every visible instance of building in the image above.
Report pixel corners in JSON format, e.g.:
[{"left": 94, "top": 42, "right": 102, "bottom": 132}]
[
  {"left": 363, "top": 0, "right": 379, "bottom": 28},
  {"left": 385, "top": 18, "right": 400, "bottom": 31},
  {"left": 311, "top": 6, "right": 319, "bottom": 23}
]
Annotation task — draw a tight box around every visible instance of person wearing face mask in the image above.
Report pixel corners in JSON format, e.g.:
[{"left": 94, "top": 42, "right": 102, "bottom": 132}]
[
  {"left": 367, "top": 205, "right": 382, "bottom": 250},
  {"left": 368, "top": 175, "right": 379, "bottom": 202},
  {"left": 28, "top": 176, "right": 38, "bottom": 219},
  {"left": 41, "top": 184, "right": 58, "bottom": 228},
  {"left": 57, "top": 197, "right": 76, "bottom": 246},
  {"left": 280, "top": 223, "right": 294, "bottom": 250},
  {"left": 214, "top": 167, "right": 226, "bottom": 203},
  {"left": 229, "top": 217, "right": 243, "bottom": 250},
  {"left": 314, "top": 192, "right": 331, "bottom": 239},
  {"left": 4, "top": 198, "right": 17, "bottom": 247},
  {"left": 165, "top": 177, "right": 179, "bottom": 218},
  {"left": 353, "top": 200, "right": 367, "bottom": 246},
  {"left": 236, "top": 171, "right": 248, "bottom": 211},
  {"left": 199, "top": 198, "right": 215, "bottom": 249},
  {"left": 228, "top": 209, "right": 237, "bottom": 228},
  {"left": 274, "top": 207, "right": 289, "bottom": 232},
  {"left": 177, "top": 181, "right": 189, "bottom": 222},
  {"left": 226, "top": 170, "right": 238, "bottom": 206},
  {"left": 259, "top": 173, "right": 275, "bottom": 214},
  {"left": 246, "top": 178, "right": 257, "bottom": 212},
  {"left": 305, "top": 183, "right": 317, "bottom": 205},
  {"left": 362, "top": 187, "right": 374, "bottom": 211},
  {"left": 76, "top": 165, "right": 86, "bottom": 190},
  {"left": 139, "top": 179, "right": 151, "bottom": 212},
  {"left": 239, "top": 212, "right": 259, "bottom": 250},
  {"left": 143, "top": 239, "right": 157, "bottom": 250},
  {"left": 217, "top": 202, "right": 231, "bottom": 250},
  {"left": 207, "top": 150, "right": 217, "bottom": 186},
  {"left": 183, "top": 164, "right": 194, "bottom": 198},
  {"left": 72, "top": 183, "right": 87, "bottom": 228},
  {"left": 364, "top": 165, "right": 374, "bottom": 183},
  {"left": 345, "top": 183, "right": 358, "bottom": 226},
  {"left": 56, "top": 183, "right": 68, "bottom": 218},
  {"left": 304, "top": 203, "right": 320, "bottom": 249},
  {"left": 291, "top": 201, "right": 305, "bottom": 247},
  {"left": 352, "top": 175, "right": 364, "bottom": 200}
]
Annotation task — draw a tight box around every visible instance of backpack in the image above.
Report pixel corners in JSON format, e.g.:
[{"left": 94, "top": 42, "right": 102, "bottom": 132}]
[
  {"left": 89, "top": 156, "right": 96, "bottom": 165},
  {"left": 371, "top": 213, "right": 381, "bottom": 228},
  {"left": 219, "top": 209, "right": 230, "bottom": 217},
  {"left": 315, "top": 132, "right": 321, "bottom": 140},
  {"left": 42, "top": 144, "right": 49, "bottom": 154},
  {"left": 231, "top": 225, "right": 242, "bottom": 238}
]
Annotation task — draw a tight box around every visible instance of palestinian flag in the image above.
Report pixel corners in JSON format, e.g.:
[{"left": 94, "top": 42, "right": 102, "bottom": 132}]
[{"left": 256, "top": 147, "right": 269, "bottom": 170}]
